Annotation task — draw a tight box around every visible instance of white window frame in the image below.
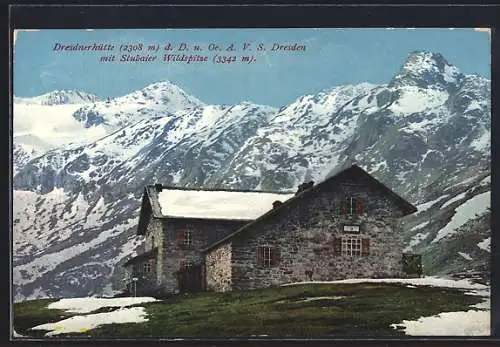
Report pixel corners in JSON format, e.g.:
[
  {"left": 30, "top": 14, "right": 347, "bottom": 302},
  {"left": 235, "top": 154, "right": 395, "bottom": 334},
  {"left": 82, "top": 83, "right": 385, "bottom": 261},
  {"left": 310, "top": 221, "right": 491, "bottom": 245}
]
[
  {"left": 346, "top": 196, "right": 357, "bottom": 215},
  {"left": 184, "top": 230, "right": 193, "bottom": 246},
  {"left": 181, "top": 260, "right": 193, "bottom": 272},
  {"left": 263, "top": 246, "right": 272, "bottom": 267},
  {"left": 143, "top": 262, "right": 152, "bottom": 273},
  {"left": 341, "top": 235, "right": 362, "bottom": 256}
]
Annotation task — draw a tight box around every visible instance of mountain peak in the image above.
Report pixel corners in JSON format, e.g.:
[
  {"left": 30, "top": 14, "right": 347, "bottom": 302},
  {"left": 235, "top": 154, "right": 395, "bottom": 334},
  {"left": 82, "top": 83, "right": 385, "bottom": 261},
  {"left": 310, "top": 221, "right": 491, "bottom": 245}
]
[
  {"left": 142, "top": 80, "right": 184, "bottom": 91},
  {"left": 389, "top": 51, "right": 463, "bottom": 89},
  {"left": 117, "top": 80, "right": 205, "bottom": 109}
]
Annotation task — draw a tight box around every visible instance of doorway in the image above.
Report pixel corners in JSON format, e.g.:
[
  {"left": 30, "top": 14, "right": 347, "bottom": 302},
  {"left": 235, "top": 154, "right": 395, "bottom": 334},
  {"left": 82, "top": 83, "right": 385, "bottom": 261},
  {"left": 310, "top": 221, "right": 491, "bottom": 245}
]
[{"left": 177, "top": 263, "right": 203, "bottom": 293}]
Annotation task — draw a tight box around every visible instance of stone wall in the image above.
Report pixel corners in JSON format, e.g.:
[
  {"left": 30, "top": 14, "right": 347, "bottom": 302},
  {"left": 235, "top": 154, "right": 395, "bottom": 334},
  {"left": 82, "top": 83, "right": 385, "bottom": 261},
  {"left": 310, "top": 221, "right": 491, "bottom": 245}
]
[
  {"left": 227, "top": 177, "right": 409, "bottom": 291},
  {"left": 124, "top": 214, "right": 164, "bottom": 295},
  {"left": 205, "top": 242, "right": 232, "bottom": 292},
  {"left": 127, "top": 256, "right": 158, "bottom": 295},
  {"left": 146, "top": 216, "right": 164, "bottom": 286},
  {"left": 160, "top": 219, "right": 248, "bottom": 294}
]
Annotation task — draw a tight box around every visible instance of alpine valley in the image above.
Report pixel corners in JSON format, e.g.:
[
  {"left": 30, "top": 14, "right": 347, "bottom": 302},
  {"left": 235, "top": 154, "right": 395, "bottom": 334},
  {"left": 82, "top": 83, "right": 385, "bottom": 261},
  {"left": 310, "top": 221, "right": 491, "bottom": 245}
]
[{"left": 12, "top": 51, "right": 491, "bottom": 301}]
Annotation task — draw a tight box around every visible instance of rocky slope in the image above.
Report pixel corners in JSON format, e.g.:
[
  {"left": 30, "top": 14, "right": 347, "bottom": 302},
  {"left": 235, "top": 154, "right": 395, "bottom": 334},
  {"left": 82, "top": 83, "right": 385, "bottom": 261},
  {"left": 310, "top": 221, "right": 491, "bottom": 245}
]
[{"left": 12, "top": 50, "right": 491, "bottom": 300}]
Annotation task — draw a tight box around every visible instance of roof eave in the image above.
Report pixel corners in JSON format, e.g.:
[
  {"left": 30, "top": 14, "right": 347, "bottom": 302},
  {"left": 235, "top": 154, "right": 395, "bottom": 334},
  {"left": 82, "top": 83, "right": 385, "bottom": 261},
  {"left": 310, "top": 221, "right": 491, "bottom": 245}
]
[
  {"left": 202, "top": 165, "right": 418, "bottom": 252},
  {"left": 123, "top": 247, "right": 158, "bottom": 267},
  {"left": 163, "top": 215, "right": 255, "bottom": 222},
  {"left": 136, "top": 188, "right": 151, "bottom": 236},
  {"left": 146, "top": 185, "right": 165, "bottom": 218}
]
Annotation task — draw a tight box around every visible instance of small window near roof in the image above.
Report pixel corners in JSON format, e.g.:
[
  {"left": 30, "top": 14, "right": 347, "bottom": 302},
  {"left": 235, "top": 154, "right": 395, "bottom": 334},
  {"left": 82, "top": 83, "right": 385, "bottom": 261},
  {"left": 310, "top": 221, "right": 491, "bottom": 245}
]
[
  {"left": 177, "top": 230, "right": 193, "bottom": 247},
  {"left": 340, "top": 197, "right": 365, "bottom": 215}
]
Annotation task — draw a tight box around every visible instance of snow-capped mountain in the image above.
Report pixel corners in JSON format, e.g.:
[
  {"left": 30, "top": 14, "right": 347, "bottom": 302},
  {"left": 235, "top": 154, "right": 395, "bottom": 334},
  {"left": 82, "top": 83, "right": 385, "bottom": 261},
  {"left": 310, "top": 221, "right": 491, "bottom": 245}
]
[
  {"left": 12, "top": 50, "right": 491, "bottom": 300},
  {"left": 14, "top": 90, "right": 100, "bottom": 105},
  {"left": 71, "top": 81, "right": 204, "bottom": 130},
  {"left": 12, "top": 83, "right": 206, "bottom": 175}
]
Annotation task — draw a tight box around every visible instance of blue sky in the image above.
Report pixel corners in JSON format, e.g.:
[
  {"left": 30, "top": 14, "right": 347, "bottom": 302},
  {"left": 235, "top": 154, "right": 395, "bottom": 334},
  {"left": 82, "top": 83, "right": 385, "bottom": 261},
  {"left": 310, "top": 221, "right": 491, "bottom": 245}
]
[{"left": 13, "top": 28, "right": 490, "bottom": 107}]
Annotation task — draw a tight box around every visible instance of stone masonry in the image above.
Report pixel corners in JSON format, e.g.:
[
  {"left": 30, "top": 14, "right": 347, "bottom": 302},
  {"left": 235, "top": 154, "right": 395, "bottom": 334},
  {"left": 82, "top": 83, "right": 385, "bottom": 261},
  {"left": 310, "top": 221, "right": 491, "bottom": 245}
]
[
  {"left": 128, "top": 165, "right": 416, "bottom": 295},
  {"left": 159, "top": 219, "right": 247, "bottom": 294},
  {"left": 145, "top": 215, "right": 164, "bottom": 285},
  {"left": 205, "top": 242, "right": 232, "bottom": 292},
  {"left": 207, "top": 176, "right": 408, "bottom": 291}
]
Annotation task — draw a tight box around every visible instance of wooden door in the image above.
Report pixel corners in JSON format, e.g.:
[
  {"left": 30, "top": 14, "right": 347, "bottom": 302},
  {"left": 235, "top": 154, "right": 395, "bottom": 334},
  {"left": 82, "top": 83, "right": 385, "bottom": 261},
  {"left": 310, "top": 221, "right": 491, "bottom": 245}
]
[{"left": 178, "top": 264, "right": 202, "bottom": 293}]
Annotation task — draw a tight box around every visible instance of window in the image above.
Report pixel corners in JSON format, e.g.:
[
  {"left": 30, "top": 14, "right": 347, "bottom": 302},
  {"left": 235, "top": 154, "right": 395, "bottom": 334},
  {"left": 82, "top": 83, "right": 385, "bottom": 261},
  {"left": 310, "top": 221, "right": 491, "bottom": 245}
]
[
  {"left": 181, "top": 260, "right": 193, "bottom": 271},
  {"left": 177, "top": 230, "right": 193, "bottom": 247},
  {"left": 342, "top": 237, "right": 362, "bottom": 256},
  {"left": 151, "top": 236, "right": 155, "bottom": 249},
  {"left": 333, "top": 237, "right": 370, "bottom": 257},
  {"left": 184, "top": 231, "right": 192, "bottom": 245},
  {"left": 143, "top": 262, "right": 152, "bottom": 273},
  {"left": 256, "top": 246, "right": 280, "bottom": 267},
  {"left": 179, "top": 260, "right": 194, "bottom": 274},
  {"left": 340, "top": 197, "right": 365, "bottom": 215},
  {"left": 263, "top": 247, "right": 272, "bottom": 267}
]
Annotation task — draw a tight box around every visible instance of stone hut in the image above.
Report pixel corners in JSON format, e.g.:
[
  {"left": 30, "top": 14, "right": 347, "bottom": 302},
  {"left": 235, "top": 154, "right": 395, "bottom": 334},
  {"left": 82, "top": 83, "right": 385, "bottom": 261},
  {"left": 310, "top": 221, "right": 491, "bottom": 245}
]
[{"left": 123, "top": 164, "right": 417, "bottom": 295}]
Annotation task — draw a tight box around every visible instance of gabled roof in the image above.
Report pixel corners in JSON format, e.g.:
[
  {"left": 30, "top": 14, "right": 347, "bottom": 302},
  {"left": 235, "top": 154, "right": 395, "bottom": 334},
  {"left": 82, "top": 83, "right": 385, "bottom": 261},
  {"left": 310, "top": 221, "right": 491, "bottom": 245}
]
[
  {"left": 136, "top": 184, "right": 294, "bottom": 235},
  {"left": 122, "top": 247, "right": 158, "bottom": 267},
  {"left": 201, "top": 164, "right": 417, "bottom": 253}
]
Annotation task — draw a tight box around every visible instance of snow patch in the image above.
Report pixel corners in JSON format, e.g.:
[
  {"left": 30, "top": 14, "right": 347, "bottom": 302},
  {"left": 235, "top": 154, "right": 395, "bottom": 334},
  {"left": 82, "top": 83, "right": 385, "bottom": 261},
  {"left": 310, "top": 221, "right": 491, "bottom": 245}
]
[
  {"left": 416, "top": 194, "right": 449, "bottom": 213},
  {"left": 403, "top": 232, "right": 430, "bottom": 253},
  {"left": 458, "top": 252, "right": 473, "bottom": 261},
  {"left": 443, "top": 64, "right": 460, "bottom": 83},
  {"left": 31, "top": 307, "right": 149, "bottom": 336},
  {"left": 12, "top": 329, "right": 26, "bottom": 338},
  {"left": 432, "top": 191, "right": 490, "bottom": 244},
  {"left": 391, "top": 310, "right": 489, "bottom": 336},
  {"left": 441, "top": 192, "right": 467, "bottom": 208},
  {"left": 298, "top": 296, "right": 345, "bottom": 302},
  {"left": 480, "top": 175, "right": 491, "bottom": 186},
  {"left": 389, "top": 87, "right": 448, "bottom": 115},
  {"left": 46, "top": 296, "right": 158, "bottom": 314},
  {"left": 281, "top": 276, "right": 488, "bottom": 290},
  {"left": 410, "top": 221, "right": 430, "bottom": 232},
  {"left": 477, "top": 237, "right": 490, "bottom": 252},
  {"left": 470, "top": 130, "right": 490, "bottom": 152}
]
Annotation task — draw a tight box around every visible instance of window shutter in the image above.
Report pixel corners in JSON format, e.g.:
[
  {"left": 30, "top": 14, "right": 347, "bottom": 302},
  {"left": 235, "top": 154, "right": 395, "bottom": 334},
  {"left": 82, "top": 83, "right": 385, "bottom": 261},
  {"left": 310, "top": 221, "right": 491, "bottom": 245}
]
[
  {"left": 271, "top": 248, "right": 281, "bottom": 266},
  {"left": 362, "top": 238, "right": 370, "bottom": 256},
  {"left": 256, "top": 247, "right": 264, "bottom": 266},
  {"left": 177, "top": 231, "right": 184, "bottom": 245},
  {"left": 340, "top": 200, "right": 347, "bottom": 215},
  {"left": 333, "top": 238, "right": 342, "bottom": 256},
  {"left": 356, "top": 199, "right": 365, "bottom": 215}
]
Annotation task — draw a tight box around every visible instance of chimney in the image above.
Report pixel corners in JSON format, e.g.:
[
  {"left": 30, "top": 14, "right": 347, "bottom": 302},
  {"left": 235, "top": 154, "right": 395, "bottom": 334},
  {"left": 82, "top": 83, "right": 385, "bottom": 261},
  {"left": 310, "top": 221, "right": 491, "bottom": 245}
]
[
  {"left": 295, "top": 180, "right": 315, "bottom": 196},
  {"left": 154, "top": 183, "right": 163, "bottom": 192},
  {"left": 273, "top": 200, "right": 283, "bottom": 209}
]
